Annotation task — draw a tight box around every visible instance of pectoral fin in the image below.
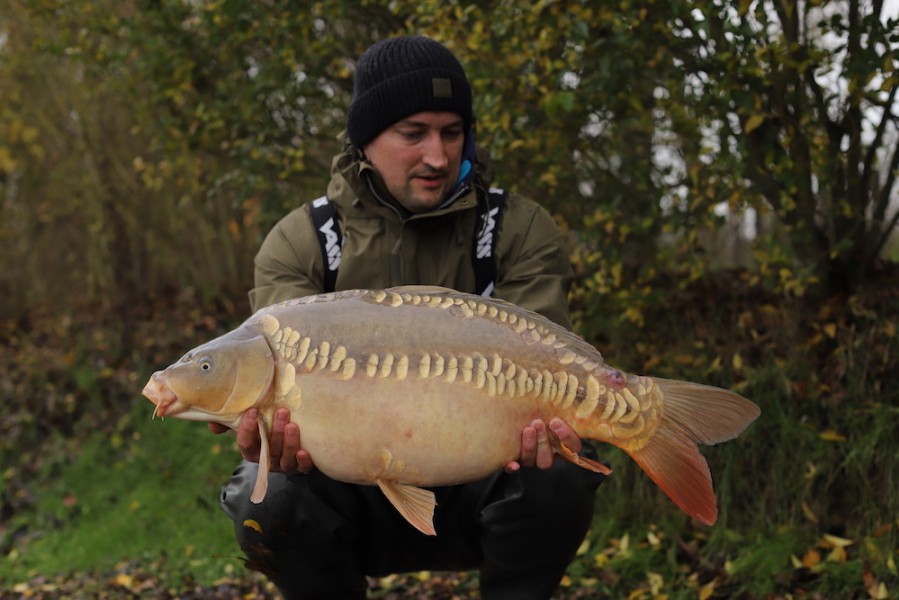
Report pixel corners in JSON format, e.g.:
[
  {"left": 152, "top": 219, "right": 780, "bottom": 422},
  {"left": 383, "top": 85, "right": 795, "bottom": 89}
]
[
  {"left": 250, "top": 418, "right": 270, "bottom": 503},
  {"left": 376, "top": 479, "right": 437, "bottom": 536}
]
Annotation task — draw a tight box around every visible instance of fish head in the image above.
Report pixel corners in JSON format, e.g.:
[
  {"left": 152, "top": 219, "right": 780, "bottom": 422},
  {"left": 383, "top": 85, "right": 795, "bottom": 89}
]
[{"left": 142, "top": 332, "right": 275, "bottom": 428}]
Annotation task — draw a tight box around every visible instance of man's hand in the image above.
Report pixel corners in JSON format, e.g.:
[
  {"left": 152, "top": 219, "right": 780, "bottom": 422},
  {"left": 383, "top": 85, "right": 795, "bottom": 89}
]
[
  {"left": 504, "top": 418, "right": 581, "bottom": 473},
  {"left": 207, "top": 408, "right": 314, "bottom": 474}
]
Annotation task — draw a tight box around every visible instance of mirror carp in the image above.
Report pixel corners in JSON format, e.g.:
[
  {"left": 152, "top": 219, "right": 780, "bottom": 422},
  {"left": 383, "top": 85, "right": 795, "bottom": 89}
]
[{"left": 142, "top": 286, "right": 760, "bottom": 536}]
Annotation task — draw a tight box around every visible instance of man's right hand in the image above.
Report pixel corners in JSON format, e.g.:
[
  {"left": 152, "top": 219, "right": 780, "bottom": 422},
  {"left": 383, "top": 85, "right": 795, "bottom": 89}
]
[{"left": 207, "top": 408, "right": 315, "bottom": 474}]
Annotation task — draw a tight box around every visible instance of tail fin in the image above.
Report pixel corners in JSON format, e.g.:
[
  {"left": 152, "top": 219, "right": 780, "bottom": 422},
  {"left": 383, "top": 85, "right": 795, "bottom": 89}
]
[{"left": 627, "top": 379, "right": 760, "bottom": 525}]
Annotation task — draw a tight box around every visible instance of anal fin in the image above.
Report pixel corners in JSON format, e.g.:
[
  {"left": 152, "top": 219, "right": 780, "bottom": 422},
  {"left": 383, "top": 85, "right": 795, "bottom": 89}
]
[
  {"left": 376, "top": 479, "right": 437, "bottom": 536},
  {"left": 549, "top": 427, "right": 613, "bottom": 475}
]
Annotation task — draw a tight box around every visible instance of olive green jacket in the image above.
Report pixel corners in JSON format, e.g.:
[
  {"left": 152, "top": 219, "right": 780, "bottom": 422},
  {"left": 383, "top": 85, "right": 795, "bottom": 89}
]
[{"left": 249, "top": 147, "right": 574, "bottom": 328}]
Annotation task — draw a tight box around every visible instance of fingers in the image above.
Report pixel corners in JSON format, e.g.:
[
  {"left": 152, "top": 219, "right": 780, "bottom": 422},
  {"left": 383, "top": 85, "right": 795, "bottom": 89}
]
[
  {"left": 503, "top": 461, "right": 522, "bottom": 474},
  {"left": 279, "top": 421, "right": 300, "bottom": 472},
  {"left": 511, "top": 418, "right": 583, "bottom": 471},
  {"left": 207, "top": 422, "right": 229, "bottom": 435},
  {"left": 268, "top": 408, "right": 290, "bottom": 465},
  {"left": 549, "top": 418, "right": 582, "bottom": 454},
  {"left": 281, "top": 419, "right": 314, "bottom": 474},
  {"left": 515, "top": 420, "right": 553, "bottom": 469},
  {"left": 533, "top": 420, "right": 554, "bottom": 470},
  {"left": 234, "top": 408, "right": 314, "bottom": 474},
  {"left": 235, "top": 409, "right": 262, "bottom": 462},
  {"left": 518, "top": 422, "right": 538, "bottom": 467},
  {"left": 295, "top": 448, "right": 314, "bottom": 474}
]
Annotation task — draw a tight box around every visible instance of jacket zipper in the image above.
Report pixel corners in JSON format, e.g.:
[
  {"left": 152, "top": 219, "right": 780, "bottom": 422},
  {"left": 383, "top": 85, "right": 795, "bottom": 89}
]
[{"left": 362, "top": 171, "right": 472, "bottom": 286}]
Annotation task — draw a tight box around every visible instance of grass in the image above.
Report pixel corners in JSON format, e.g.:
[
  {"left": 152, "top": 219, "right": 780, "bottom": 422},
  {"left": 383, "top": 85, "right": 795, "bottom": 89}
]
[{"left": 0, "top": 401, "right": 245, "bottom": 588}]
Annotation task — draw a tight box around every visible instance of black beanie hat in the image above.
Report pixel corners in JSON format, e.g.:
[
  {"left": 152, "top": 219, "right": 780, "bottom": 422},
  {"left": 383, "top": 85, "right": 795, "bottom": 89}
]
[{"left": 347, "top": 36, "right": 473, "bottom": 149}]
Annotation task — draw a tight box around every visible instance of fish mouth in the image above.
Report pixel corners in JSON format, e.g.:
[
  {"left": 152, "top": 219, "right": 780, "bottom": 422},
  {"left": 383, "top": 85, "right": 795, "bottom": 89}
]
[{"left": 142, "top": 371, "right": 180, "bottom": 418}]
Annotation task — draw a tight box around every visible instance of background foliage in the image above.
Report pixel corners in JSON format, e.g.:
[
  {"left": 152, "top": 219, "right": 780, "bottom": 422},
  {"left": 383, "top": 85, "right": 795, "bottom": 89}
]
[{"left": 1, "top": 0, "right": 898, "bottom": 597}]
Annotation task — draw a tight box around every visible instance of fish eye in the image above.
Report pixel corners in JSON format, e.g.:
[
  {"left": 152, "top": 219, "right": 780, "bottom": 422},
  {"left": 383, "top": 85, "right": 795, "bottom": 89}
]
[{"left": 199, "top": 357, "right": 214, "bottom": 372}]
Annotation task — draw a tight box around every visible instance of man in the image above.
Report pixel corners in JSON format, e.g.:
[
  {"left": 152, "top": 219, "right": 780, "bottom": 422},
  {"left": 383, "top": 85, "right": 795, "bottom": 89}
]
[{"left": 212, "top": 35, "right": 605, "bottom": 599}]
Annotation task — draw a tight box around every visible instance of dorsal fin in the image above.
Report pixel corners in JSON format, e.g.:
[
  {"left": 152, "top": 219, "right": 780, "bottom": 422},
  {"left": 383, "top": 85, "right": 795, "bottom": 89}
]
[{"left": 386, "top": 285, "right": 457, "bottom": 295}]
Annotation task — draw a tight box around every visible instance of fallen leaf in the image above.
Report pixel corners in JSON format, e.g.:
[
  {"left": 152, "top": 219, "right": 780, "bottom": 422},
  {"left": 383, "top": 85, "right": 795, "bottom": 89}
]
[
  {"left": 822, "top": 533, "right": 854, "bottom": 548},
  {"left": 112, "top": 573, "right": 134, "bottom": 589},
  {"left": 826, "top": 545, "right": 847, "bottom": 563},
  {"left": 866, "top": 579, "right": 889, "bottom": 600},
  {"left": 648, "top": 571, "right": 664, "bottom": 595},
  {"left": 801, "top": 549, "right": 821, "bottom": 568},
  {"left": 576, "top": 538, "right": 590, "bottom": 555},
  {"left": 819, "top": 430, "right": 847, "bottom": 442}
]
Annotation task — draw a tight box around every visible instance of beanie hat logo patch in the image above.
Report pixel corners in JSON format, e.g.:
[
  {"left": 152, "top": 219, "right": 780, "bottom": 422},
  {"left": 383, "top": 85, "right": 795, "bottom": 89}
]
[{"left": 432, "top": 78, "right": 452, "bottom": 98}]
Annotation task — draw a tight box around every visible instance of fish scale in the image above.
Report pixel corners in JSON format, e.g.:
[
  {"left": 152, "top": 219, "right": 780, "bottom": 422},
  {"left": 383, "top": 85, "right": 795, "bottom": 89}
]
[{"left": 143, "top": 285, "right": 760, "bottom": 536}]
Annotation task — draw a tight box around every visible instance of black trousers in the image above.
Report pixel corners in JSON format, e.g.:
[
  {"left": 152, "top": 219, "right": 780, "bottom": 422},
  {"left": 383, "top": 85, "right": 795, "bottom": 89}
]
[{"left": 220, "top": 454, "right": 604, "bottom": 600}]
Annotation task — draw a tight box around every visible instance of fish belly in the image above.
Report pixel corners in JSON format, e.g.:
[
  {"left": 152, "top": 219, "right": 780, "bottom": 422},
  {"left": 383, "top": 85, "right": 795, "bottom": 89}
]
[{"left": 286, "top": 373, "right": 542, "bottom": 487}]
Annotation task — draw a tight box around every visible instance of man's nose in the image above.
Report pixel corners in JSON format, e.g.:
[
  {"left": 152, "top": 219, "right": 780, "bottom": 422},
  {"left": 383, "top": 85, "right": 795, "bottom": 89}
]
[{"left": 421, "top": 133, "right": 449, "bottom": 170}]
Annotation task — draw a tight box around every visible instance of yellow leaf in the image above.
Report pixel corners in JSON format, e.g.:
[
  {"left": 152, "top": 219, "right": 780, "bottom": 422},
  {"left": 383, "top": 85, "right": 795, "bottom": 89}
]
[
  {"left": 822, "top": 533, "right": 854, "bottom": 547},
  {"left": 576, "top": 538, "right": 590, "bottom": 555},
  {"left": 827, "top": 545, "right": 847, "bottom": 563},
  {"left": 802, "top": 549, "right": 821, "bottom": 568},
  {"left": 648, "top": 571, "right": 664, "bottom": 595},
  {"left": 819, "top": 430, "right": 847, "bottom": 442},
  {"left": 868, "top": 582, "right": 889, "bottom": 600},
  {"left": 559, "top": 575, "right": 572, "bottom": 587},
  {"left": 823, "top": 322, "right": 837, "bottom": 338},
  {"left": 699, "top": 580, "right": 716, "bottom": 600},
  {"left": 744, "top": 113, "right": 766, "bottom": 133},
  {"left": 732, "top": 353, "right": 744, "bottom": 370},
  {"left": 243, "top": 519, "right": 263, "bottom": 533}
]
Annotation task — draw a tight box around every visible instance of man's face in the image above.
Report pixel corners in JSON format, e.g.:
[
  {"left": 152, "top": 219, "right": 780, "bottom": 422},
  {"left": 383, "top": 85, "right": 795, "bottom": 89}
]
[{"left": 363, "top": 111, "right": 465, "bottom": 213}]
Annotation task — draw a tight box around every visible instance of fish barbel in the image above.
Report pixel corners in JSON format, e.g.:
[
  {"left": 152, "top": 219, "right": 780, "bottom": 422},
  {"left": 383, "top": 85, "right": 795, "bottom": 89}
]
[{"left": 142, "top": 286, "right": 760, "bottom": 535}]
